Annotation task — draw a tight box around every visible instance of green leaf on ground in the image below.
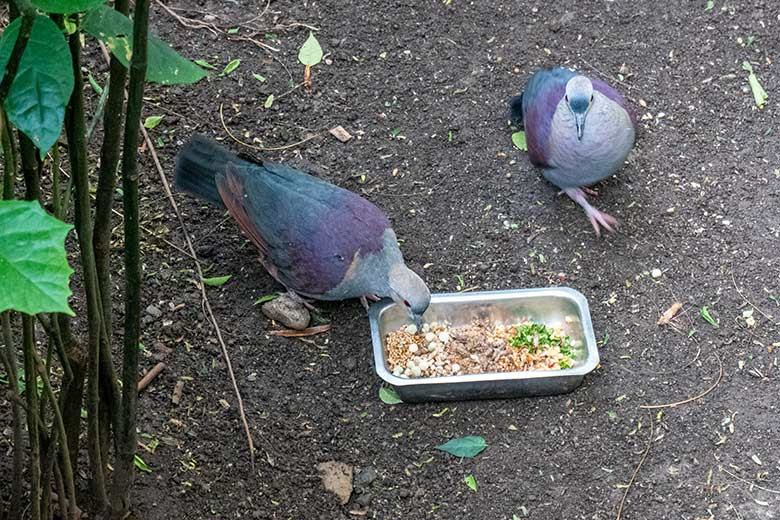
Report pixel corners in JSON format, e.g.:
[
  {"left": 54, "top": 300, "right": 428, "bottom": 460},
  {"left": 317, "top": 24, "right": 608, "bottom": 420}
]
[
  {"left": 221, "top": 59, "right": 240, "bottom": 76},
  {"left": 464, "top": 474, "right": 477, "bottom": 492},
  {"left": 379, "top": 387, "right": 402, "bottom": 405},
  {"left": 201, "top": 275, "right": 231, "bottom": 287},
  {"left": 512, "top": 131, "right": 527, "bottom": 151},
  {"left": 252, "top": 73, "right": 266, "bottom": 82},
  {"left": 437, "top": 436, "right": 487, "bottom": 458},
  {"left": 31, "top": 0, "right": 106, "bottom": 13},
  {"left": 194, "top": 59, "right": 217, "bottom": 70},
  {"left": 143, "top": 115, "right": 163, "bottom": 129},
  {"left": 82, "top": 5, "right": 207, "bottom": 85},
  {"left": 742, "top": 62, "right": 768, "bottom": 109},
  {"left": 88, "top": 73, "right": 103, "bottom": 94},
  {"left": 133, "top": 454, "right": 151, "bottom": 473},
  {"left": 700, "top": 306, "right": 719, "bottom": 328},
  {"left": 298, "top": 32, "right": 323, "bottom": 66},
  {"left": 264, "top": 93, "right": 274, "bottom": 109},
  {"left": 254, "top": 293, "right": 279, "bottom": 305},
  {"left": 705, "top": 0, "right": 714, "bottom": 11},
  {"left": 0, "top": 200, "right": 74, "bottom": 315},
  {"left": 0, "top": 15, "right": 74, "bottom": 158}
]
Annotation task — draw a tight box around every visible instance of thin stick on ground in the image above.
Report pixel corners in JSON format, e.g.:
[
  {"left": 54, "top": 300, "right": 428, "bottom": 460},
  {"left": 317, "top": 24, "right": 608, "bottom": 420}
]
[
  {"left": 731, "top": 272, "right": 775, "bottom": 323},
  {"left": 219, "top": 103, "right": 319, "bottom": 152},
  {"left": 639, "top": 353, "right": 723, "bottom": 409},
  {"left": 719, "top": 466, "right": 780, "bottom": 495},
  {"left": 140, "top": 125, "right": 256, "bottom": 467},
  {"left": 616, "top": 415, "right": 654, "bottom": 520}
]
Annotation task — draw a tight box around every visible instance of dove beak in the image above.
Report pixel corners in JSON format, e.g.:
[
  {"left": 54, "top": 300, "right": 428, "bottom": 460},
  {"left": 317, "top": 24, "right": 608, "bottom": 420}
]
[{"left": 574, "top": 113, "right": 586, "bottom": 141}]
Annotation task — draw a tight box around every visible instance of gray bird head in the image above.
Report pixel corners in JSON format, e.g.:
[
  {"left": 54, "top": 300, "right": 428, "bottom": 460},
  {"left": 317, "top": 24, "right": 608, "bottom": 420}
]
[
  {"left": 387, "top": 263, "right": 431, "bottom": 330},
  {"left": 565, "top": 76, "right": 594, "bottom": 141}
]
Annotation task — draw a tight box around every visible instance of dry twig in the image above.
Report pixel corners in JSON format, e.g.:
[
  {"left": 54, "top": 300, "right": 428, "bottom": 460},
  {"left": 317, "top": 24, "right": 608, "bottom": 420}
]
[
  {"left": 719, "top": 466, "right": 780, "bottom": 495},
  {"left": 141, "top": 125, "right": 256, "bottom": 467},
  {"left": 269, "top": 324, "right": 332, "bottom": 337},
  {"left": 219, "top": 103, "right": 320, "bottom": 152},
  {"left": 616, "top": 416, "right": 654, "bottom": 520},
  {"left": 640, "top": 353, "right": 723, "bottom": 409},
  {"left": 731, "top": 272, "right": 775, "bottom": 323},
  {"left": 137, "top": 362, "right": 166, "bottom": 392}
]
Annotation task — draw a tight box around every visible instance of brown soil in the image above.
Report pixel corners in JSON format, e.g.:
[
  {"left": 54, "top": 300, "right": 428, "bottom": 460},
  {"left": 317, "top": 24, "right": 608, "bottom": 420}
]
[{"left": 3, "top": 0, "right": 780, "bottom": 519}]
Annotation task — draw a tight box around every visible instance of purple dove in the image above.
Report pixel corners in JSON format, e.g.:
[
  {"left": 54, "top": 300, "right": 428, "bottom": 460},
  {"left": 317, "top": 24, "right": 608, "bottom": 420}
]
[
  {"left": 510, "top": 67, "right": 637, "bottom": 236},
  {"left": 175, "top": 135, "right": 430, "bottom": 325}
]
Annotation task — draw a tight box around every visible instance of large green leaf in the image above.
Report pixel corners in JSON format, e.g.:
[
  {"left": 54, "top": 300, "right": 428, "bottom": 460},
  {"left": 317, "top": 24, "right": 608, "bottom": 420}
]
[
  {"left": 81, "top": 6, "right": 208, "bottom": 85},
  {"left": 436, "top": 436, "right": 487, "bottom": 458},
  {"left": 0, "top": 201, "right": 74, "bottom": 315},
  {"left": 0, "top": 16, "right": 74, "bottom": 158},
  {"left": 31, "top": 0, "right": 107, "bottom": 13}
]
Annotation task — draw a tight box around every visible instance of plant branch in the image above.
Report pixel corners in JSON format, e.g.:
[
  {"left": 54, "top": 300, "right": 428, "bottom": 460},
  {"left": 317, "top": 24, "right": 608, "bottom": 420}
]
[
  {"left": 0, "top": 2, "right": 34, "bottom": 105},
  {"left": 1, "top": 312, "right": 24, "bottom": 519},
  {"left": 22, "top": 315, "right": 42, "bottom": 520},
  {"left": 110, "top": 0, "right": 149, "bottom": 515},
  {"left": 64, "top": 30, "right": 110, "bottom": 511}
]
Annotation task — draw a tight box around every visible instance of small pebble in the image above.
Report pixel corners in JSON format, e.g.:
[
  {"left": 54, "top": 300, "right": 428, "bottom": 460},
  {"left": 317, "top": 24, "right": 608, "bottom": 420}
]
[{"left": 651, "top": 268, "right": 662, "bottom": 278}]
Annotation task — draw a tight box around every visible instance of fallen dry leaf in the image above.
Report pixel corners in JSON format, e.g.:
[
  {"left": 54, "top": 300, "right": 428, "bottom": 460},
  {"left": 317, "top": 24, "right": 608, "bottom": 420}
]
[
  {"left": 269, "top": 324, "right": 332, "bottom": 337},
  {"left": 657, "top": 303, "right": 683, "bottom": 325},
  {"left": 329, "top": 125, "right": 353, "bottom": 143},
  {"left": 317, "top": 461, "right": 353, "bottom": 505}
]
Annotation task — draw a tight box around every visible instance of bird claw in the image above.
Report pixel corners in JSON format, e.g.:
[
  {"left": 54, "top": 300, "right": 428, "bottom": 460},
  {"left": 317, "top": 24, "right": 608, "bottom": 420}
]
[
  {"left": 286, "top": 291, "right": 316, "bottom": 310},
  {"left": 587, "top": 209, "right": 618, "bottom": 237},
  {"left": 359, "top": 294, "right": 381, "bottom": 312},
  {"left": 582, "top": 186, "right": 599, "bottom": 197}
]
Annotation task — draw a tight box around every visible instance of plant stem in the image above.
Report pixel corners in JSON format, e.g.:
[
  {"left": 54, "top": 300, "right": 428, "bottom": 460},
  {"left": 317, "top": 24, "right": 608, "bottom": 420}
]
[
  {"left": 19, "top": 133, "right": 40, "bottom": 201},
  {"left": 1, "top": 108, "right": 17, "bottom": 199},
  {"left": 93, "top": 0, "right": 128, "bottom": 349},
  {"left": 32, "top": 345, "right": 78, "bottom": 520},
  {"left": 63, "top": 31, "right": 110, "bottom": 511},
  {"left": 111, "top": 0, "right": 149, "bottom": 515},
  {"left": 22, "top": 315, "right": 42, "bottom": 520},
  {"left": 1, "top": 312, "right": 24, "bottom": 520},
  {"left": 0, "top": 1, "right": 34, "bottom": 106}
]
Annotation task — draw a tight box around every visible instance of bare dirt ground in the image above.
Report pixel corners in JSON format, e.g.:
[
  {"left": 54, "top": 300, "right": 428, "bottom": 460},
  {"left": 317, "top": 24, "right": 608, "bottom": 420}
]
[{"left": 3, "top": 0, "right": 780, "bottom": 518}]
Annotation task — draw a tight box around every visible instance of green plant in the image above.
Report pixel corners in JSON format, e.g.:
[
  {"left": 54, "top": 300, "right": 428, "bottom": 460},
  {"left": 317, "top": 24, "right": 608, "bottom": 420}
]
[
  {"left": 298, "top": 31, "right": 323, "bottom": 90},
  {"left": 0, "top": 0, "right": 204, "bottom": 518},
  {"left": 508, "top": 322, "right": 574, "bottom": 367}
]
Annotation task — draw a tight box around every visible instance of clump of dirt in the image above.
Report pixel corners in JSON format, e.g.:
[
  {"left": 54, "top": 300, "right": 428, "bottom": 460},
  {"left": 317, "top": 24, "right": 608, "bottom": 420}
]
[{"left": 385, "top": 319, "right": 575, "bottom": 378}]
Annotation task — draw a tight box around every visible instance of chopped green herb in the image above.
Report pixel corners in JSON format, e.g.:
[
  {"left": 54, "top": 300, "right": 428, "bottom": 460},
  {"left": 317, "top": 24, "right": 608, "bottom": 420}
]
[{"left": 508, "top": 321, "right": 574, "bottom": 369}]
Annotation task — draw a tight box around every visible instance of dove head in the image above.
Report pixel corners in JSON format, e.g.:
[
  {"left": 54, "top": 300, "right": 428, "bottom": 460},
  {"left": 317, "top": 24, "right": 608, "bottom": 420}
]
[
  {"left": 388, "top": 263, "right": 431, "bottom": 330},
  {"left": 565, "top": 75, "right": 595, "bottom": 141}
]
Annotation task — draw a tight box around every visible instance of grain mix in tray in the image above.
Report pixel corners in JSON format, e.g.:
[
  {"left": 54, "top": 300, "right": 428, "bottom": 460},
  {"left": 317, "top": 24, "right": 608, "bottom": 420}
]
[{"left": 385, "top": 319, "right": 576, "bottom": 378}]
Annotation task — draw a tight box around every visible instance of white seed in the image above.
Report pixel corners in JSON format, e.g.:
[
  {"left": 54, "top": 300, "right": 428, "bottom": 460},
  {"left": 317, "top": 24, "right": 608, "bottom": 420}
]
[
  {"left": 411, "top": 366, "right": 422, "bottom": 377},
  {"left": 422, "top": 323, "right": 430, "bottom": 333},
  {"left": 404, "top": 324, "right": 418, "bottom": 334},
  {"left": 427, "top": 341, "right": 439, "bottom": 351},
  {"left": 406, "top": 359, "right": 416, "bottom": 369},
  {"left": 451, "top": 363, "right": 461, "bottom": 373},
  {"left": 408, "top": 343, "right": 419, "bottom": 353},
  {"left": 438, "top": 332, "right": 450, "bottom": 344},
  {"left": 403, "top": 368, "right": 413, "bottom": 377},
  {"left": 392, "top": 365, "right": 404, "bottom": 376},
  {"left": 425, "top": 332, "right": 436, "bottom": 342}
]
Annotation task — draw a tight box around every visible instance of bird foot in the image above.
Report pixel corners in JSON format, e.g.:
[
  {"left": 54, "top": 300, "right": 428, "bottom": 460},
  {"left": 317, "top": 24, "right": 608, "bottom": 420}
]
[
  {"left": 582, "top": 186, "right": 599, "bottom": 197},
  {"left": 286, "top": 291, "right": 316, "bottom": 310},
  {"left": 359, "top": 294, "right": 381, "bottom": 312},
  {"left": 585, "top": 208, "right": 618, "bottom": 237},
  {"left": 563, "top": 187, "right": 618, "bottom": 237}
]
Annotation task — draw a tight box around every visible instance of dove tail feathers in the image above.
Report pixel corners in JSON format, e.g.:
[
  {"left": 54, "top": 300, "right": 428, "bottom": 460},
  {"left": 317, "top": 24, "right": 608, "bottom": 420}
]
[{"left": 175, "top": 135, "right": 249, "bottom": 208}]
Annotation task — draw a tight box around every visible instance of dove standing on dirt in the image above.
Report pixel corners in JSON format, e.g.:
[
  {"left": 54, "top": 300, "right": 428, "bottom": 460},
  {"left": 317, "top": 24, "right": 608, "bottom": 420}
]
[
  {"left": 174, "top": 135, "right": 430, "bottom": 325},
  {"left": 509, "top": 67, "right": 636, "bottom": 236}
]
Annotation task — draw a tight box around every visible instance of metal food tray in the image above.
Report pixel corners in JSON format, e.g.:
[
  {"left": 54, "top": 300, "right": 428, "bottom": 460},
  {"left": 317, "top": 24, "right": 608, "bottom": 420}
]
[{"left": 368, "top": 287, "right": 599, "bottom": 402}]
